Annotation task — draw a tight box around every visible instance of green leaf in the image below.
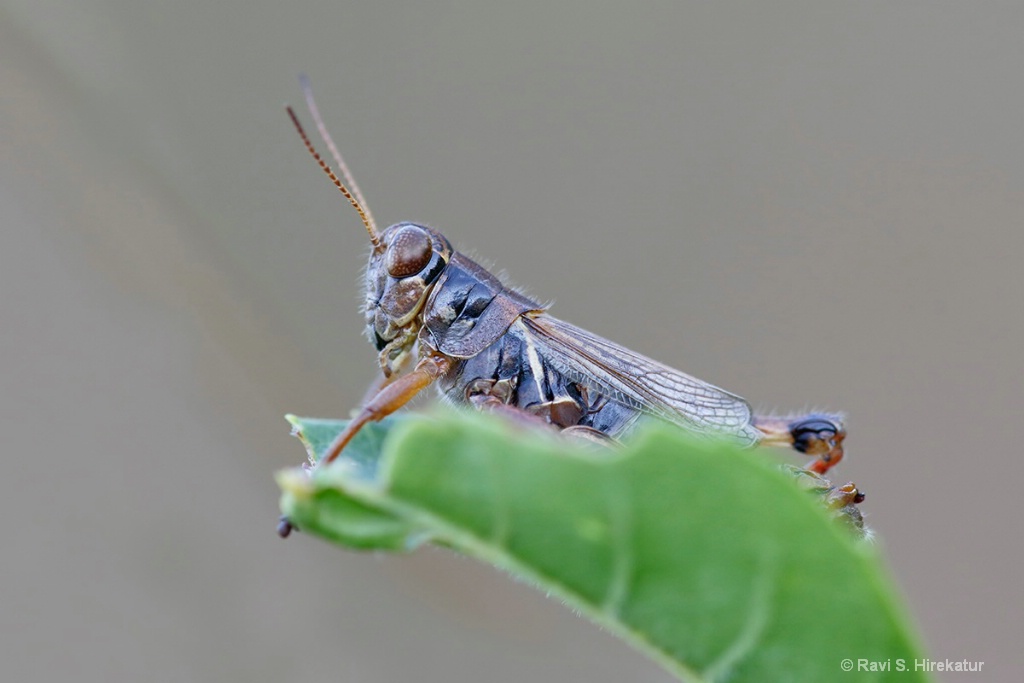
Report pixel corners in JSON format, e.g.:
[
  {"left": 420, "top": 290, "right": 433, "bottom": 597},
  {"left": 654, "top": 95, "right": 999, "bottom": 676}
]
[{"left": 278, "top": 410, "right": 931, "bottom": 682}]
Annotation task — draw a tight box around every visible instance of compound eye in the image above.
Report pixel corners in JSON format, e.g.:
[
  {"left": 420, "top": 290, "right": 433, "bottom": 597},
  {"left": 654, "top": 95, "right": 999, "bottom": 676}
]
[{"left": 386, "top": 226, "right": 432, "bottom": 278}]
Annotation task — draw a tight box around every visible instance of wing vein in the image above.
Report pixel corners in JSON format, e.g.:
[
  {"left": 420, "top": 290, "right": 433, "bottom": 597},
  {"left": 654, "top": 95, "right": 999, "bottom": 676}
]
[{"left": 519, "top": 315, "right": 757, "bottom": 444}]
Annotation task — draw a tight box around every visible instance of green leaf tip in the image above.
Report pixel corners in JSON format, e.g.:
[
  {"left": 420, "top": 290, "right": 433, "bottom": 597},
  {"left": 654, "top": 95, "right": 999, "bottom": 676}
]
[{"left": 277, "top": 409, "right": 931, "bottom": 682}]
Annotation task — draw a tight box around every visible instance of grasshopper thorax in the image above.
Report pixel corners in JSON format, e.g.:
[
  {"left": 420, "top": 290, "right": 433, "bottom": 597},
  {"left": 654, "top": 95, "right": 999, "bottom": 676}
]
[{"left": 365, "top": 223, "right": 453, "bottom": 371}]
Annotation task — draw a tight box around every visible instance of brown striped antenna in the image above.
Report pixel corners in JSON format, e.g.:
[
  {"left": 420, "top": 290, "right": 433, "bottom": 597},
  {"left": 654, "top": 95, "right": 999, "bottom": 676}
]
[{"left": 287, "top": 83, "right": 383, "bottom": 253}]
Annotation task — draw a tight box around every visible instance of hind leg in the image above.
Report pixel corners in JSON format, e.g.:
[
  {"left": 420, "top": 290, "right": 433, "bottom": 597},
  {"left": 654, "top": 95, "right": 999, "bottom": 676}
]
[{"left": 754, "top": 413, "right": 846, "bottom": 474}]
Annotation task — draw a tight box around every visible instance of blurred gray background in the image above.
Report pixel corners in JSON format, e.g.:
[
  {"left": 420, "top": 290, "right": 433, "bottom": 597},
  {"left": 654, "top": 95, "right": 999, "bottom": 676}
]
[{"left": 2, "top": 2, "right": 1021, "bottom": 681}]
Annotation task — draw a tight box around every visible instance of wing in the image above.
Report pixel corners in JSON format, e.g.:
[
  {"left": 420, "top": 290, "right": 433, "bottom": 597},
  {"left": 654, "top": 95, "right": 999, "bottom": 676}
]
[{"left": 520, "top": 313, "right": 759, "bottom": 444}]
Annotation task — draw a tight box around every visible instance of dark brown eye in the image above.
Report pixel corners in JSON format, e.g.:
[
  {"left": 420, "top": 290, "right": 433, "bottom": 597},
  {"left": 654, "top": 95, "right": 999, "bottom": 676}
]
[{"left": 385, "top": 226, "right": 432, "bottom": 278}]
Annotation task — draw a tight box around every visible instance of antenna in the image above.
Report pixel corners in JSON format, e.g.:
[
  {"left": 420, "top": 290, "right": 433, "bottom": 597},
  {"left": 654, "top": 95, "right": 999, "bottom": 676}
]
[
  {"left": 299, "top": 75, "right": 379, "bottom": 234},
  {"left": 286, "top": 96, "right": 383, "bottom": 253}
]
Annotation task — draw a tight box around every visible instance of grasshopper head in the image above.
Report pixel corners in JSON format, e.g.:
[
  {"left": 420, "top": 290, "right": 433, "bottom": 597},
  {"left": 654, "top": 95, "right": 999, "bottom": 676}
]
[
  {"left": 364, "top": 223, "right": 452, "bottom": 369},
  {"left": 287, "top": 89, "right": 453, "bottom": 374}
]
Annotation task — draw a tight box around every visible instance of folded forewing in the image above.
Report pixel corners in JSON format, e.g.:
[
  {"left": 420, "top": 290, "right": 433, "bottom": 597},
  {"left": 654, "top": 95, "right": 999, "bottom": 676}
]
[{"left": 520, "top": 314, "right": 758, "bottom": 444}]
